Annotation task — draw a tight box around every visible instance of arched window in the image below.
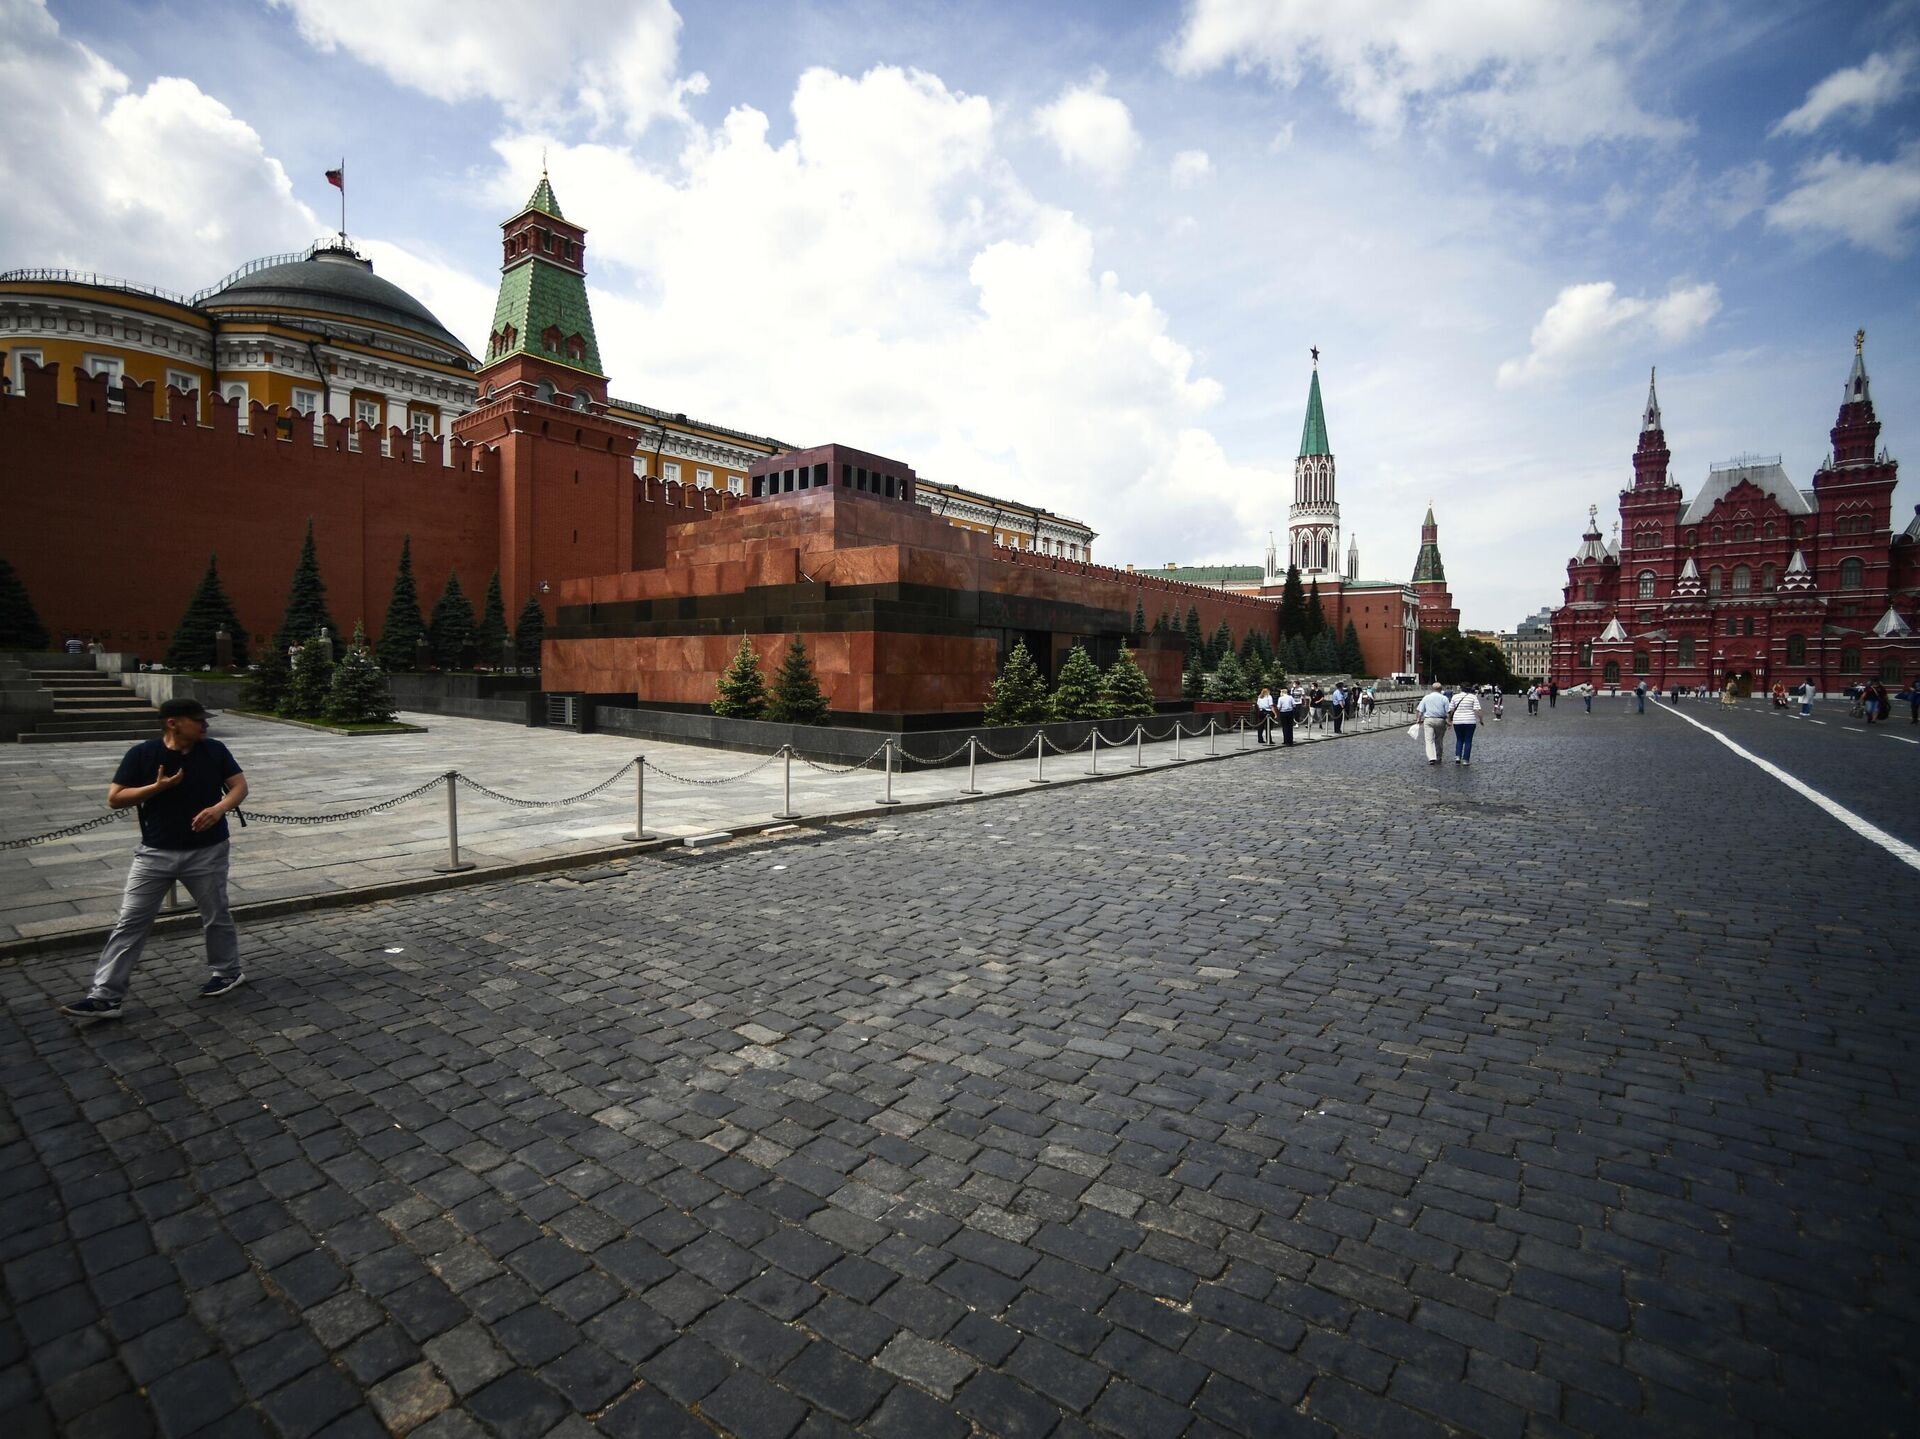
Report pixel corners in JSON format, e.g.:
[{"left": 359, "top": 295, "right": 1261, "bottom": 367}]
[
  {"left": 1785, "top": 633, "right": 1806, "bottom": 665},
  {"left": 1712, "top": 526, "right": 1723, "bottom": 543},
  {"left": 1687, "top": 529, "right": 1697, "bottom": 547},
  {"left": 1840, "top": 558, "right": 1864, "bottom": 589},
  {"left": 1731, "top": 565, "right": 1751, "bottom": 593},
  {"left": 1764, "top": 522, "right": 1776, "bottom": 539},
  {"left": 1581, "top": 641, "right": 1593, "bottom": 665},
  {"left": 536, "top": 379, "right": 556, "bottom": 405},
  {"left": 1603, "top": 660, "right": 1620, "bottom": 685},
  {"left": 1708, "top": 567, "right": 1723, "bottom": 594},
  {"left": 1761, "top": 565, "right": 1775, "bottom": 592},
  {"left": 1637, "top": 571, "right": 1655, "bottom": 599},
  {"left": 1678, "top": 637, "right": 1695, "bottom": 666},
  {"left": 1839, "top": 648, "right": 1862, "bottom": 674},
  {"left": 1633, "top": 651, "right": 1650, "bottom": 675},
  {"left": 1583, "top": 582, "right": 1594, "bottom": 601}
]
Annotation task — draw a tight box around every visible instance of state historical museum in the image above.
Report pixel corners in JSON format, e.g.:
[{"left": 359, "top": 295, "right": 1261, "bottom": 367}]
[{"left": 1551, "top": 341, "right": 1920, "bottom": 694}]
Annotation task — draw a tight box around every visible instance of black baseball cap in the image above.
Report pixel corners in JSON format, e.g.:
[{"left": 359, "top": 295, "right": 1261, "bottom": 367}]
[{"left": 159, "top": 698, "right": 210, "bottom": 722}]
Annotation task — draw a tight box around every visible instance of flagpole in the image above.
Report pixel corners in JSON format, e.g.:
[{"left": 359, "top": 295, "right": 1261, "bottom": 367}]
[{"left": 338, "top": 157, "right": 346, "bottom": 243}]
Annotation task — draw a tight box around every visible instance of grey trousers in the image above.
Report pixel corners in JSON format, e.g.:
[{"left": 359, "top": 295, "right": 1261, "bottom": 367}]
[{"left": 90, "top": 841, "right": 239, "bottom": 1000}]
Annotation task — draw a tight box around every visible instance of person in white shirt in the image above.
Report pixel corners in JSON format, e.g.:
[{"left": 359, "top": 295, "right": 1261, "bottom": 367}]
[
  {"left": 1417, "top": 683, "right": 1450, "bottom": 765},
  {"left": 1254, "top": 687, "right": 1275, "bottom": 745},
  {"left": 1448, "top": 687, "right": 1482, "bottom": 764},
  {"left": 1276, "top": 686, "right": 1298, "bottom": 746}
]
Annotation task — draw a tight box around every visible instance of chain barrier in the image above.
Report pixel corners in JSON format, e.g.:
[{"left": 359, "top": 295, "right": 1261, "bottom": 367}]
[
  {"left": 455, "top": 760, "right": 637, "bottom": 809},
  {"left": 647, "top": 749, "right": 786, "bottom": 786},
  {"left": 0, "top": 808, "right": 131, "bottom": 851},
  {"left": 897, "top": 739, "right": 977, "bottom": 769},
  {"left": 793, "top": 744, "right": 890, "bottom": 776},
  {"left": 246, "top": 773, "right": 451, "bottom": 825}
]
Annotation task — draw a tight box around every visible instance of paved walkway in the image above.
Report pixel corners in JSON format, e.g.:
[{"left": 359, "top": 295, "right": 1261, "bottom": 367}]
[
  {"left": 0, "top": 708, "right": 1392, "bottom": 949},
  {"left": 2, "top": 704, "right": 1916, "bottom": 1437}
]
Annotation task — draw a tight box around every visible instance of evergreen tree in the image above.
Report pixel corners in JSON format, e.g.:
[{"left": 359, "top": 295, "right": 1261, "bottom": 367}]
[
  {"left": 1264, "top": 659, "right": 1289, "bottom": 692},
  {"left": 1132, "top": 598, "right": 1146, "bottom": 637},
  {"left": 273, "top": 520, "right": 337, "bottom": 652},
  {"left": 1100, "top": 645, "right": 1156, "bottom": 718},
  {"left": 1214, "top": 649, "right": 1254, "bottom": 702},
  {"left": 1208, "top": 619, "right": 1233, "bottom": 668},
  {"left": 1050, "top": 644, "right": 1107, "bottom": 721},
  {"left": 1305, "top": 580, "right": 1327, "bottom": 639},
  {"left": 515, "top": 596, "right": 546, "bottom": 670},
  {"left": 983, "top": 640, "right": 1050, "bottom": 726},
  {"left": 242, "top": 643, "right": 290, "bottom": 712},
  {"left": 377, "top": 536, "right": 427, "bottom": 672},
  {"left": 165, "top": 554, "right": 249, "bottom": 670},
  {"left": 1308, "top": 630, "right": 1339, "bottom": 672},
  {"left": 765, "top": 634, "right": 831, "bottom": 724},
  {"left": 1183, "top": 606, "right": 1203, "bottom": 657},
  {"left": 1152, "top": 611, "right": 1169, "bottom": 634},
  {"left": 281, "top": 635, "right": 334, "bottom": 718},
  {"left": 712, "top": 636, "right": 768, "bottom": 719},
  {"left": 1286, "top": 634, "right": 1310, "bottom": 672},
  {"left": 1340, "top": 619, "right": 1366, "bottom": 676},
  {"left": 325, "top": 622, "right": 397, "bottom": 724},
  {"left": 428, "top": 569, "right": 476, "bottom": 670},
  {"left": 1278, "top": 566, "right": 1307, "bottom": 641},
  {"left": 473, "top": 570, "right": 510, "bottom": 669},
  {"left": 0, "top": 555, "right": 49, "bottom": 651},
  {"left": 1181, "top": 648, "right": 1205, "bottom": 701}
]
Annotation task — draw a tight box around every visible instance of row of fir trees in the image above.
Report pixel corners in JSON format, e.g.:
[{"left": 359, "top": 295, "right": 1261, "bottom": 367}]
[
  {"left": 981, "top": 641, "right": 1155, "bottom": 725},
  {"left": 150, "top": 522, "right": 547, "bottom": 674},
  {"left": 710, "top": 636, "right": 833, "bottom": 725}
]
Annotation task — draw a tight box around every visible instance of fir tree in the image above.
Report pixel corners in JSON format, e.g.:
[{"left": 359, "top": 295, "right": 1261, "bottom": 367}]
[
  {"left": 428, "top": 569, "right": 476, "bottom": 670},
  {"left": 515, "top": 596, "right": 546, "bottom": 670},
  {"left": 1208, "top": 619, "right": 1233, "bottom": 668},
  {"left": 982, "top": 640, "right": 1050, "bottom": 726},
  {"left": 1100, "top": 645, "right": 1156, "bottom": 718},
  {"left": 325, "top": 623, "right": 397, "bottom": 724},
  {"left": 1050, "top": 644, "right": 1107, "bottom": 721},
  {"left": 242, "top": 643, "right": 290, "bottom": 712},
  {"left": 712, "top": 636, "right": 768, "bottom": 719},
  {"left": 1151, "top": 611, "right": 1168, "bottom": 635},
  {"left": 1278, "top": 566, "right": 1307, "bottom": 641},
  {"left": 0, "top": 555, "right": 49, "bottom": 651},
  {"left": 1305, "top": 580, "right": 1327, "bottom": 639},
  {"left": 1340, "top": 619, "right": 1366, "bottom": 676},
  {"left": 165, "top": 554, "right": 249, "bottom": 670},
  {"left": 1285, "top": 634, "right": 1310, "bottom": 672},
  {"left": 274, "top": 520, "right": 337, "bottom": 652},
  {"left": 765, "top": 634, "right": 831, "bottom": 725},
  {"left": 281, "top": 635, "right": 334, "bottom": 718},
  {"left": 1182, "top": 648, "right": 1205, "bottom": 701},
  {"left": 1264, "top": 659, "right": 1289, "bottom": 692},
  {"left": 1132, "top": 598, "right": 1146, "bottom": 637},
  {"left": 473, "top": 570, "right": 510, "bottom": 669},
  {"left": 1308, "top": 630, "right": 1339, "bottom": 672},
  {"left": 1183, "top": 606, "right": 1203, "bottom": 657},
  {"left": 377, "top": 536, "right": 427, "bottom": 672},
  {"left": 1214, "top": 649, "right": 1254, "bottom": 701}
]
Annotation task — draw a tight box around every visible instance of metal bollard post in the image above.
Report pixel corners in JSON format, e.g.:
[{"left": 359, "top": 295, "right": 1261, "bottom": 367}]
[
  {"left": 1031, "top": 732, "right": 1050, "bottom": 785},
  {"left": 1172, "top": 720, "right": 1184, "bottom": 762},
  {"left": 773, "top": 746, "right": 799, "bottom": 821},
  {"left": 624, "top": 757, "right": 655, "bottom": 841},
  {"left": 1089, "top": 730, "right": 1099, "bottom": 775},
  {"left": 1240, "top": 718, "right": 1249, "bottom": 750},
  {"left": 1208, "top": 720, "right": 1218, "bottom": 756},
  {"left": 433, "top": 772, "right": 475, "bottom": 873},
  {"left": 961, "top": 736, "right": 982, "bottom": 796},
  {"left": 1133, "top": 725, "right": 1145, "bottom": 768},
  {"left": 877, "top": 740, "right": 902, "bottom": 805}
]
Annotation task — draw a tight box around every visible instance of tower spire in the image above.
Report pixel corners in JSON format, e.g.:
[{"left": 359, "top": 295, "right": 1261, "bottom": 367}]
[
  {"left": 1642, "top": 366, "right": 1662, "bottom": 433},
  {"left": 1288, "top": 357, "right": 1339, "bottom": 577}
]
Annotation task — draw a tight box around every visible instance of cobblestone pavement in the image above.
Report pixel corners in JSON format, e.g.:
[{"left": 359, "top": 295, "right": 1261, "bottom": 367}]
[
  {"left": 2, "top": 707, "right": 1916, "bottom": 1438},
  {"left": 0, "top": 707, "right": 1387, "bottom": 947}
]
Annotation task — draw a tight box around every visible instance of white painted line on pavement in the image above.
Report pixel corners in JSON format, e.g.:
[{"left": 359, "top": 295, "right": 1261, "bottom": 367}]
[{"left": 1657, "top": 706, "right": 1920, "bottom": 874}]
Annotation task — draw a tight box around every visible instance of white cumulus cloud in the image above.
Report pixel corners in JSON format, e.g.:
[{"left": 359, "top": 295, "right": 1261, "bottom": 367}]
[
  {"left": 1166, "top": 0, "right": 1687, "bottom": 151},
  {"left": 1771, "top": 47, "right": 1917, "bottom": 137},
  {"left": 1497, "top": 280, "right": 1720, "bottom": 387},
  {"left": 0, "top": 0, "right": 317, "bottom": 289},
  {"left": 1170, "top": 149, "right": 1213, "bottom": 187},
  {"left": 1766, "top": 142, "right": 1920, "bottom": 256},
  {"left": 1034, "top": 72, "right": 1141, "bottom": 183},
  {"left": 268, "top": 0, "right": 700, "bottom": 136}
]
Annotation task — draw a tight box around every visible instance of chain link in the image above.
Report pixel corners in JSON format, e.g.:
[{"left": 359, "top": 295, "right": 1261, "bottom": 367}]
[
  {"left": 897, "top": 739, "right": 976, "bottom": 769},
  {"left": 246, "top": 773, "right": 451, "bottom": 825},
  {"left": 647, "top": 748, "right": 787, "bottom": 786},
  {"left": 457, "top": 761, "right": 636, "bottom": 809},
  {"left": 794, "top": 743, "right": 890, "bottom": 775},
  {"left": 0, "top": 808, "right": 132, "bottom": 850}
]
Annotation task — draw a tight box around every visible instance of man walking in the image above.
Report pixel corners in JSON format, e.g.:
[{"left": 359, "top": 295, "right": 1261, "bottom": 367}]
[
  {"left": 1548, "top": 681, "right": 1559, "bottom": 709},
  {"left": 1328, "top": 683, "right": 1347, "bottom": 735},
  {"left": 1635, "top": 679, "right": 1649, "bottom": 714},
  {"left": 1418, "top": 682, "right": 1450, "bottom": 765},
  {"left": 61, "top": 699, "right": 248, "bottom": 1020},
  {"left": 1276, "top": 686, "right": 1297, "bottom": 746}
]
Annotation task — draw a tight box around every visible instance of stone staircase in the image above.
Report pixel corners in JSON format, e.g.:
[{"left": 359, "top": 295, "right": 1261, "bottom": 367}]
[{"left": 16, "top": 667, "right": 162, "bottom": 744}]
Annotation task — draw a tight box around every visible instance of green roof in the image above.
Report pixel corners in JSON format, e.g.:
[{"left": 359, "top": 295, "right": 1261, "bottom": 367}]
[
  {"left": 488, "top": 254, "right": 603, "bottom": 377},
  {"left": 1299, "top": 368, "right": 1331, "bottom": 457},
  {"left": 1159, "top": 565, "right": 1264, "bottom": 582},
  {"left": 1412, "top": 540, "right": 1446, "bottom": 585},
  {"left": 524, "top": 174, "right": 564, "bottom": 220}
]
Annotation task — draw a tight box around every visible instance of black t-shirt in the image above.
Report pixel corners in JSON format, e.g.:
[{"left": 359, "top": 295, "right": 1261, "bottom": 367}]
[{"left": 114, "top": 738, "right": 243, "bottom": 850}]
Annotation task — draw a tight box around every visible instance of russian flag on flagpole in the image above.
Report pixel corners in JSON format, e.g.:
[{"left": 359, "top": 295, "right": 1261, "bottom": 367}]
[{"left": 325, "top": 160, "right": 345, "bottom": 239}]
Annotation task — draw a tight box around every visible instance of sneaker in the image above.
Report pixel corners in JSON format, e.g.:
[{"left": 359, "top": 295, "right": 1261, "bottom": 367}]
[
  {"left": 198, "top": 973, "right": 246, "bottom": 999},
  {"left": 60, "top": 996, "right": 122, "bottom": 1020}
]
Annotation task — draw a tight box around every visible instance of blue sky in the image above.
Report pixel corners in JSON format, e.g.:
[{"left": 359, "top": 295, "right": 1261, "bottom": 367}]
[{"left": 7, "top": 0, "right": 1918, "bottom": 628}]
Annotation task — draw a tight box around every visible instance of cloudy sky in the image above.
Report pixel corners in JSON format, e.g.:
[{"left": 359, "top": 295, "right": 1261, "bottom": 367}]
[{"left": 7, "top": 0, "right": 1918, "bottom": 628}]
